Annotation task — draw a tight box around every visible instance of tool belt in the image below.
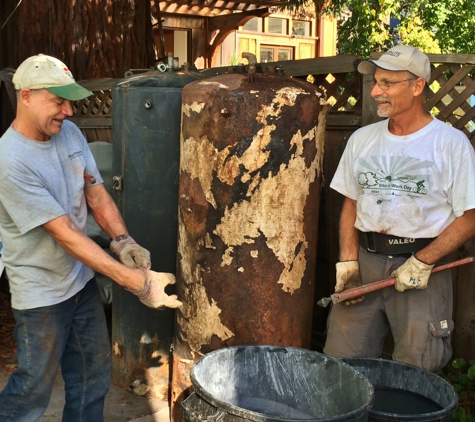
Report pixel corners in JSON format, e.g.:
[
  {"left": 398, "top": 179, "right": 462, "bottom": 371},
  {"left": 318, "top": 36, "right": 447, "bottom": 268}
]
[{"left": 360, "top": 231, "right": 435, "bottom": 256}]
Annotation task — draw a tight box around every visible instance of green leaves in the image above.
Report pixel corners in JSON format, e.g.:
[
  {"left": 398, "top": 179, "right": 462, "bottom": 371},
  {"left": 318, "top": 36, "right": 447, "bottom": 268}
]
[
  {"left": 280, "top": 0, "right": 475, "bottom": 56},
  {"left": 453, "top": 358, "right": 467, "bottom": 369},
  {"left": 441, "top": 358, "right": 475, "bottom": 421}
]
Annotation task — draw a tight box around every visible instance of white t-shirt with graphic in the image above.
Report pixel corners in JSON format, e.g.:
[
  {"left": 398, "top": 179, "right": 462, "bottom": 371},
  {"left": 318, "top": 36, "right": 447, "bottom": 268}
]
[{"left": 330, "top": 118, "right": 475, "bottom": 238}]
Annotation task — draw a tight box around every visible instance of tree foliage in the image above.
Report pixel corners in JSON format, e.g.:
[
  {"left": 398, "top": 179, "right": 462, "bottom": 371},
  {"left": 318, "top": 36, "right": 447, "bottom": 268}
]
[{"left": 282, "top": 0, "right": 475, "bottom": 57}]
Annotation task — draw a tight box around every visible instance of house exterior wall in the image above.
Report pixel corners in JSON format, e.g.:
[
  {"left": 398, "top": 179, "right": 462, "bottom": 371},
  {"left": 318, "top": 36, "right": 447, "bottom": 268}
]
[
  {"left": 155, "top": 9, "right": 337, "bottom": 70},
  {"left": 212, "top": 11, "right": 337, "bottom": 68}
]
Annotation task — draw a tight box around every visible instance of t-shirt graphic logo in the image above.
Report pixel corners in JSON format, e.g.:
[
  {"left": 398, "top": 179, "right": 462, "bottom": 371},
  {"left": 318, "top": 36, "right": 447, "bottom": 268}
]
[{"left": 357, "top": 155, "right": 433, "bottom": 197}]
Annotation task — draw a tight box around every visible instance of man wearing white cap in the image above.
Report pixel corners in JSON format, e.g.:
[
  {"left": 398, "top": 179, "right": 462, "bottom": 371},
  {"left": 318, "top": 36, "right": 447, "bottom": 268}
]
[
  {"left": 323, "top": 45, "right": 475, "bottom": 371},
  {"left": 0, "top": 54, "right": 181, "bottom": 421}
]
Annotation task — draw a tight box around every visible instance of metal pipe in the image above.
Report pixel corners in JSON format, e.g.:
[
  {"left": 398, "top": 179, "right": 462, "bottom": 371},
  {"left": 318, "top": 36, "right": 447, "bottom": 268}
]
[{"left": 317, "top": 256, "right": 475, "bottom": 307}]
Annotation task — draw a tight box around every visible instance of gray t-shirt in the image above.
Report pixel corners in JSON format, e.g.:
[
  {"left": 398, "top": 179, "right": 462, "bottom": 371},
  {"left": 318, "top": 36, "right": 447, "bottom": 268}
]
[{"left": 0, "top": 120, "right": 104, "bottom": 310}]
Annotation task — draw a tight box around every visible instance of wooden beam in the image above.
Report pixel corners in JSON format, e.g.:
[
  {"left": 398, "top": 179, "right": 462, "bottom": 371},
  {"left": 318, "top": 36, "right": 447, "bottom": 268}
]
[
  {"left": 67, "top": 116, "right": 112, "bottom": 128},
  {"left": 208, "top": 8, "right": 270, "bottom": 31},
  {"left": 200, "top": 55, "right": 361, "bottom": 77},
  {"left": 326, "top": 112, "right": 362, "bottom": 127}
]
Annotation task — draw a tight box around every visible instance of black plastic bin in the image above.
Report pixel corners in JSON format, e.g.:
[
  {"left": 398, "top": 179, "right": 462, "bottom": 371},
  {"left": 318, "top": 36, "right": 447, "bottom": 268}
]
[
  {"left": 341, "top": 358, "right": 458, "bottom": 422},
  {"left": 182, "top": 345, "right": 374, "bottom": 422}
]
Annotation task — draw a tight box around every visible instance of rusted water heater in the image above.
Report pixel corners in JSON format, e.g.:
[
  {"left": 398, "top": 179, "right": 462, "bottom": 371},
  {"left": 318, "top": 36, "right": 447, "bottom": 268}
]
[{"left": 171, "top": 58, "right": 327, "bottom": 420}]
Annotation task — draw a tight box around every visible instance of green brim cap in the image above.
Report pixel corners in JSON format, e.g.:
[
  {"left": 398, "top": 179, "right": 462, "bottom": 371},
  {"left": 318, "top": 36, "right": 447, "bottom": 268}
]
[{"left": 46, "top": 83, "right": 93, "bottom": 101}]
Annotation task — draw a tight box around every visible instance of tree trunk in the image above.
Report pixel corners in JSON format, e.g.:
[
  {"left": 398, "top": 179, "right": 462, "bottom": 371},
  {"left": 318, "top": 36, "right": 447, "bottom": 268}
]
[{"left": 15, "top": 0, "right": 155, "bottom": 79}]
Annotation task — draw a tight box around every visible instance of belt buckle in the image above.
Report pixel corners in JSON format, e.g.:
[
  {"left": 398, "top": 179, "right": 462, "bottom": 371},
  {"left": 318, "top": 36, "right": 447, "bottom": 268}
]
[{"left": 364, "top": 232, "right": 376, "bottom": 253}]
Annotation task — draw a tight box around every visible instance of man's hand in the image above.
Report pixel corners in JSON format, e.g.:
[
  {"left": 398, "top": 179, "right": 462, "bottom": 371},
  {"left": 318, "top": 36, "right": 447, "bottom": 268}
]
[
  {"left": 335, "top": 261, "right": 365, "bottom": 305},
  {"left": 391, "top": 255, "right": 434, "bottom": 292},
  {"left": 110, "top": 235, "right": 151, "bottom": 269},
  {"left": 128, "top": 270, "right": 182, "bottom": 309}
]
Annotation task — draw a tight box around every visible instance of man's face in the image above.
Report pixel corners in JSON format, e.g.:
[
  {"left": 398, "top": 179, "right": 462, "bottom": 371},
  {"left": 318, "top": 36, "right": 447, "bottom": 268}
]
[
  {"left": 371, "top": 68, "right": 419, "bottom": 119},
  {"left": 25, "top": 89, "right": 73, "bottom": 140}
]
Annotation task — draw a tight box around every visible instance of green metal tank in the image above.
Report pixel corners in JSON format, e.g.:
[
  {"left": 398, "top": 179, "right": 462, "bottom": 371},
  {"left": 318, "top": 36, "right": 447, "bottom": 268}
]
[{"left": 111, "top": 68, "right": 199, "bottom": 399}]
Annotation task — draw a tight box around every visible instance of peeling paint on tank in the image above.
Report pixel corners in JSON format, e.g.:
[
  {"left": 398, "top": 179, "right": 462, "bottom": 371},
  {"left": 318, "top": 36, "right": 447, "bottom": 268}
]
[
  {"left": 256, "top": 87, "right": 308, "bottom": 124},
  {"left": 181, "top": 136, "right": 219, "bottom": 208},
  {"left": 181, "top": 97, "right": 325, "bottom": 293},
  {"left": 212, "top": 126, "right": 320, "bottom": 294},
  {"left": 177, "top": 213, "right": 235, "bottom": 351},
  {"left": 177, "top": 220, "right": 194, "bottom": 284},
  {"left": 182, "top": 101, "right": 206, "bottom": 117},
  {"left": 176, "top": 275, "right": 234, "bottom": 351},
  {"left": 204, "top": 233, "right": 215, "bottom": 249},
  {"left": 221, "top": 246, "right": 235, "bottom": 267}
]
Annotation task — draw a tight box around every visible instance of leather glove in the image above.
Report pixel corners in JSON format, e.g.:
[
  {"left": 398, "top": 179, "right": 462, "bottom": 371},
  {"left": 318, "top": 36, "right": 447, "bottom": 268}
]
[
  {"left": 335, "top": 261, "right": 365, "bottom": 305},
  {"left": 391, "top": 255, "right": 434, "bottom": 292},
  {"left": 110, "top": 235, "right": 151, "bottom": 269},
  {"left": 128, "top": 269, "right": 182, "bottom": 309}
]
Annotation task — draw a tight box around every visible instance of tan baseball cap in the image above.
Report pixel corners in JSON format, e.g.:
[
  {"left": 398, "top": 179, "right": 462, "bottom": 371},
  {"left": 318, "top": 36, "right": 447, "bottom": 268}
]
[
  {"left": 13, "top": 54, "right": 93, "bottom": 100},
  {"left": 358, "top": 45, "right": 431, "bottom": 83}
]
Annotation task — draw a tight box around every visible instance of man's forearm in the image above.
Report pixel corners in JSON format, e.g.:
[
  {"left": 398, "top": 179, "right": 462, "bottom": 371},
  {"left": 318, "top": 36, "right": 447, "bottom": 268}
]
[
  {"left": 339, "top": 197, "right": 359, "bottom": 261},
  {"left": 85, "top": 184, "right": 129, "bottom": 239},
  {"left": 43, "top": 215, "right": 143, "bottom": 290},
  {"left": 416, "top": 208, "right": 475, "bottom": 265}
]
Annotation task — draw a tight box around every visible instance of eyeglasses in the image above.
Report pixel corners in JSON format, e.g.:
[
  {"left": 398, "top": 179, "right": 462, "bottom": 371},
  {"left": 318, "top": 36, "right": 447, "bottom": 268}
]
[{"left": 365, "top": 78, "right": 418, "bottom": 91}]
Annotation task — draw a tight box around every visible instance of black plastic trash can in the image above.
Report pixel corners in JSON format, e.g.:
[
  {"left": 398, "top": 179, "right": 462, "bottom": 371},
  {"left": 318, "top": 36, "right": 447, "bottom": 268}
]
[
  {"left": 182, "top": 345, "right": 374, "bottom": 422},
  {"left": 341, "top": 358, "right": 458, "bottom": 422}
]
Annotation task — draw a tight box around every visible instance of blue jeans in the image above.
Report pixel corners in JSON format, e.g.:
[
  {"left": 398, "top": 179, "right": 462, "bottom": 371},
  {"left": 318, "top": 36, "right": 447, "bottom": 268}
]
[{"left": 0, "top": 278, "right": 111, "bottom": 422}]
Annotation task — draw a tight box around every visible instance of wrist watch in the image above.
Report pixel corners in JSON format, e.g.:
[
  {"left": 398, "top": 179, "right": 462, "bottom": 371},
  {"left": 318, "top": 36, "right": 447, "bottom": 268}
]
[{"left": 113, "top": 234, "right": 129, "bottom": 242}]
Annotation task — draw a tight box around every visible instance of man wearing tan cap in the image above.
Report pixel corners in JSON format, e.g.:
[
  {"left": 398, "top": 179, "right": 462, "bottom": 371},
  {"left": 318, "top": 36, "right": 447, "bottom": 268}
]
[
  {"left": 323, "top": 45, "right": 475, "bottom": 372},
  {"left": 0, "top": 54, "right": 181, "bottom": 421}
]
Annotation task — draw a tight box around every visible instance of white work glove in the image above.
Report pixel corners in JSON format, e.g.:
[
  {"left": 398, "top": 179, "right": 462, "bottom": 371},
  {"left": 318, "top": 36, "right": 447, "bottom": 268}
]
[
  {"left": 110, "top": 235, "right": 151, "bottom": 269},
  {"left": 391, "top": 255, "right": 434, "bottom": 292},
  {"left": 335, "top": 261, "right": 365, "bottom": 305},
  {"left": 128, "top": 269, "right": 182, "bottom": 309}
]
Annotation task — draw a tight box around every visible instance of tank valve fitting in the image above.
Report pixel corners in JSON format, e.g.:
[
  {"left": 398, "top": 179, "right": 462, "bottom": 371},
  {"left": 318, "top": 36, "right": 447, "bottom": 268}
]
[{"left": 242, "top": 52, "right": 257, "bottom": 83}]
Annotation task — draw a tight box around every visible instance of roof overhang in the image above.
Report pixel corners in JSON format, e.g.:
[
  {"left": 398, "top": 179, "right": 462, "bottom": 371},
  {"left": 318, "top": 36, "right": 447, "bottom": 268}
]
[{"left": 158, "top": 0, "right": 288, "bottom": 16}]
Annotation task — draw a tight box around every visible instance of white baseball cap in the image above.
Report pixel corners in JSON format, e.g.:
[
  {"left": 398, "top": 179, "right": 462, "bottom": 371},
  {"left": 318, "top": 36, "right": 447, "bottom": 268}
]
[
  {"left": 358, "top": 45, "right": 431, "bottom": 83},
  {"left": 13, "top": 54, "right": 93, "bottom": 100}
]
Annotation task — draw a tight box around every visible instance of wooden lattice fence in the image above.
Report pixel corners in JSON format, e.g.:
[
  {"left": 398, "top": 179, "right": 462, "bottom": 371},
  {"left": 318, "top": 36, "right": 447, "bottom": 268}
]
[
  {"left": 427, "top": 60, "right": 475, "bottom": 140},
  {"left": 70, "top": 78, "right": 117, "bottom": 144}
]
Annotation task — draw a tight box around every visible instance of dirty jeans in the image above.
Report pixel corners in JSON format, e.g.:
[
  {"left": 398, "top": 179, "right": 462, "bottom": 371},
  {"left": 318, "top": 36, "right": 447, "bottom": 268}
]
[
  {"left": 0, "top": 278, "right": 111, "bottom": 422},
  {"left": 323, "top": 248, "right": 454, "bottom": 372}
]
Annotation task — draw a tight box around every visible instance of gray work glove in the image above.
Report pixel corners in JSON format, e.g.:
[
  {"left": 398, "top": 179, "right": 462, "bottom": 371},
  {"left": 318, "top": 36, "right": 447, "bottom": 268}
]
[
  {"left": 110, "top": 235, "right": 151, "bottom": 269},
  {"left": 335, "top": 261, "right": 365, "bottom": 305},
  {"left": 391, "top": 255, "right": 434, "bottom": 292},
  {"left": 127, "top": 269, "right": 182, "bottom": 309}
]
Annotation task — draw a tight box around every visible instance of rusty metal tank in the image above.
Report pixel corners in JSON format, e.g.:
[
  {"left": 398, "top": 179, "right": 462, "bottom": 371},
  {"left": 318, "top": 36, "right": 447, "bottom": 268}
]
[{"left": 171, "top": 57, "right": 328, "bottom": 420}]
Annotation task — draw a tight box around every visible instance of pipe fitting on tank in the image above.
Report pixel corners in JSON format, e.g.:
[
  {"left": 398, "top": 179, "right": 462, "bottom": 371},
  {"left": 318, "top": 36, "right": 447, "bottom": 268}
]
[{"left": 242, "top": 52, "right": 257, "bottom": 83}]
